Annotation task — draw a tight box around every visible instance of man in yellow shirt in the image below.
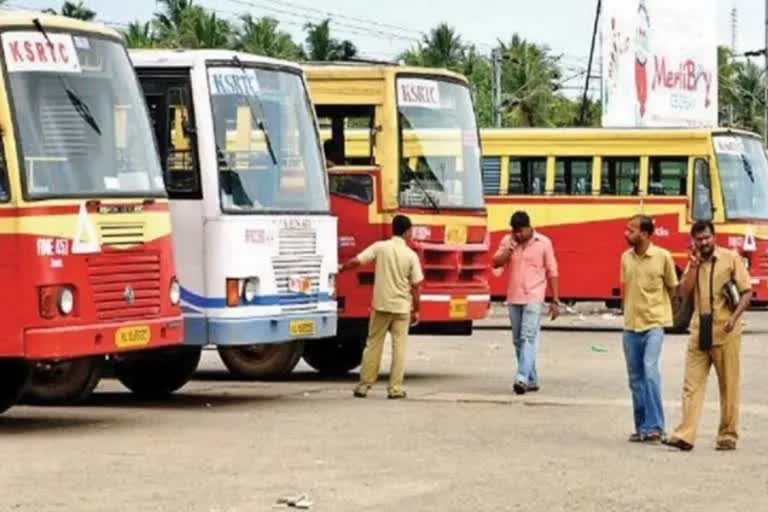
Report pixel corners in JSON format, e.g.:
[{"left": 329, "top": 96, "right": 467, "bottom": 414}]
[
  {"left": 338, "top": 215, "right": 424, "bottom": 399},
  {"left": 621, "top": 215, "right": 679, "bottom": 443},
  {"left": 664, "top": 220, "right": 752, "bottom": 451}
]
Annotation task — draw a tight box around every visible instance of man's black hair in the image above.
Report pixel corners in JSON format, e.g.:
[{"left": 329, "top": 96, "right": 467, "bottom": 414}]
[
  {"left": 691, "top": 220, "right": 715, "bottom": 237},
  {"left": 510, "top": 211, "right": 531, "bottom": 230},
  {"left": 632, "top": 214, "right": 655, "bottom": 236},
  {"left": 393, "top": 214, "right": 412, "bottom": 237}
]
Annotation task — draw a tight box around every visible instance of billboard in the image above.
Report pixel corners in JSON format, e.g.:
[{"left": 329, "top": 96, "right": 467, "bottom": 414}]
[{"left": 600, "top": 0, "right": 717, "bottom": 128}]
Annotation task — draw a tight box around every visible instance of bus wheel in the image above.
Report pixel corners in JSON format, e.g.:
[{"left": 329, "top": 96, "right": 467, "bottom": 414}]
[
  {"left": 22, "top": 356, "right": 104, "bottom": 405},
  {"left": 218, "top": 341, "right": 304, "bottom": 380},
  {"left": 114, "top": 347, "right": 201, "bottom": 398},
  {"left": 669, "top": 296, "right": 694, "bottom": 334},
  {"left": 0, "top": 359, "right": 30, "bottom": 414},
  {"left": 302, "top": 338, "right": 364, "bottom": 376}
]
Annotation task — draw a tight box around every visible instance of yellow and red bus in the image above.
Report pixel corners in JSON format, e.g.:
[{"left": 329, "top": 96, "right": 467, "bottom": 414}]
[
  {"left": 302, "top": 63, "right": 490, "bottom": 374},
  {"left": 0, "top": 12, "right": 184, "bottom": 411},
  {"left": 481, "top": 127, "right": 768, "bottom": 330}
]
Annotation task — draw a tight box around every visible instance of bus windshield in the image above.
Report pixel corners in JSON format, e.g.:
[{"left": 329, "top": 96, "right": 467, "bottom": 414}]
[
  {"left": 208, "top": 65, "right": 328, "bottom": 213},
  {"left": 714, "top": 134, "right": 768, "bottom": 220},
  {"left": 4, "top": 32, "right": 164, "bottom": 199},
  {"left": 397, "top": 77, "right": 483, "bottom": 210}
]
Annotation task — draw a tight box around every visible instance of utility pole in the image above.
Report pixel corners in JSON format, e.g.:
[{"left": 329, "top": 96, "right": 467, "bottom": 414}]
[
  {"left": 579, "top": 0, "right": 602, "bottom": 126},
  {"left": 764, "top": 0, "right": 767, "bottom": 145},
  {"left": 491, "top": 48, "right": 502, "bottom": 127}
]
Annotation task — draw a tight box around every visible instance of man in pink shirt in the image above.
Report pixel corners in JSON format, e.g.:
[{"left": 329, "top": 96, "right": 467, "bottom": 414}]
[{"left": 493, "top": 211, "right": 560, "bottom": 394}]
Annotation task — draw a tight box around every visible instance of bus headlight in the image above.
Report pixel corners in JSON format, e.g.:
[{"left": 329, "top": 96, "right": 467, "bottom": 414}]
[
  {"left": 243, "top": 278, "right": 259, "bottom": 303},
  {"left": 169, "top": 278, "right": 181, "bottom": 305},
  {"left": 328, "top": 273, "right": 336, "bottom": 297},
  {"left": 58, "top": 287, "right": 74, "bottom": 315}
]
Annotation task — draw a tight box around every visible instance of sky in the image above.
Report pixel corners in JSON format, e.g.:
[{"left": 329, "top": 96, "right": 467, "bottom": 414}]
[{"left": 3, "top": 0, "right": 765, "bottom": 89}]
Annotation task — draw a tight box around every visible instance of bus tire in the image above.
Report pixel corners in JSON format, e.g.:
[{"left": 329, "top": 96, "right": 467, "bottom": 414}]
[
  {"left": 114, "top": 347, "right": 201, "bottom": 398},
  {"left": 217, "top": 341, "right": 304, "bottom": 380},
  {"left": 0, "top": 359, "right": 30, "bottom": 414},
  {"left": 22, "top": 356, "right": 103, "bottom": 405},
  {"left": 302, "top": 338, "right": 364, "bottom": 376},
  {"left": 669, "top": 296, "right": 694, "bottom": 334}
]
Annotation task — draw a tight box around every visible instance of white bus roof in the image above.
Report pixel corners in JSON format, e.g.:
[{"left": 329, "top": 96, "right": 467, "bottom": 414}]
[{"left": 129, "top": 49, "right": 302, "bottom": 72}]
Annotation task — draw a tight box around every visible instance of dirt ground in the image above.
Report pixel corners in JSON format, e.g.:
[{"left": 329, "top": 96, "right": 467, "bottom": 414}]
[{"left": 1, "top": 308, "right": 768, "bottom": 511}]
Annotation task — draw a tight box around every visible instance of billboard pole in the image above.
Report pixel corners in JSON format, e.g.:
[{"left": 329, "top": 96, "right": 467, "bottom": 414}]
[{"left": 579, "top": 0, "right": 602, "bottom": 126}]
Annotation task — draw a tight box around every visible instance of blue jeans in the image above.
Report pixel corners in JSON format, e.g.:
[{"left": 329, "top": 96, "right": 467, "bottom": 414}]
[
  {"left": 508, "top": 303, "right": 544, "bottom": 385},
  {"left": 622, "top": 328, "right": 665, "bottom": 435}
]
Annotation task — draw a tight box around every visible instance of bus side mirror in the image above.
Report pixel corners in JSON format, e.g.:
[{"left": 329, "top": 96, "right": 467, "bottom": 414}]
[{"left": 693, "top": 158, "right": 714, "bottom": 220}]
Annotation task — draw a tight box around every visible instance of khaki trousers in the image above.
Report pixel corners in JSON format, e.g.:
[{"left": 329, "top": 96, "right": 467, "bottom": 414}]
[
  {"left": 671, "top": 338, "right": 741, "bottom": 445},
  {"left": 358, "top": 310, "right": 410, "bottom": 394}
]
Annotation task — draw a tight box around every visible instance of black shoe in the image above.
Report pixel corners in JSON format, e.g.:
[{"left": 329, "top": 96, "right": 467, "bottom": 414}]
[
  {"left": 527, "top": 384, "right": 540, "bottom": 392},
  {"left": 662, "top": 437, "right": 694, "bottom": 451},
  {"left": 513, "top": 381, "right": 527, "bottom": 395}
]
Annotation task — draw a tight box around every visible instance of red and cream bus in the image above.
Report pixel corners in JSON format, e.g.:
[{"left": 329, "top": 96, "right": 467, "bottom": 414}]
[
  {"left": 0, "top": 12, "right": 185, "bottom": 411},
  {"left": 481, "top": 127, "right": 768, "bottom": 330}
]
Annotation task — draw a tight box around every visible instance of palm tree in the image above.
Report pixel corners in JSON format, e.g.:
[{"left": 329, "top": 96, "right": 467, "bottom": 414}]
[
  {"left": 154, "top": 0, "right": 195, "bottom": 41},
  {"left": 497, "top": 34, "right": 561, "bottom": 127},
  {"left": 123, "top": 21, "right": 156, "bottom": 49},
  {"left": 44, "top": 1, "right": 96, "bottom": 21},
  {"left": 303, "top": 19, "right": 357, "bottom": 61},
  {"left": 420, "top": 23, "right": 465, "bottom": 69},
  {"left": 234, "top": 15, "right": 301, "bottom": 60},
  {"left": 176, "top": 7, "right": 232, "bottom": 49}
]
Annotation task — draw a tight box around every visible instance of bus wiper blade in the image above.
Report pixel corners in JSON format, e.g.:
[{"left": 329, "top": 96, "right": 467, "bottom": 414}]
[
  {"left": 33, "top": 18, "right": 101, "bottom": 136},
  {"left": 66, "top": 89, "right": 101, "bottom": 135},
  {"left": 405, "top": 164, "right": 440, "bottom": 212},
  {"left": 230, "top": 56, "right": 278, "bottom": 166},
  {"left": 741, "top": 154, "right": 755, "bottom": 183}
]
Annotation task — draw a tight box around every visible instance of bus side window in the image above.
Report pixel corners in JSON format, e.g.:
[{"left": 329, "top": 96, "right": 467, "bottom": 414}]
[
  {"left": 601, "top": 157, "right": 639, "bottom": 196},
  {"left": 316, "top": 105, "right": 376, "bottom": 167},
  {"left": 482, "top": 156, "right": 501, "bottom": 195},
  {"left": 329, "top": 174, "right": 373, "bottom": 203},
  {"left": 138, "top": 72, "right": 202, "bottom": 200},
  {"left": 693, "top": 158, "right": 713, "bottom": 221},
  {"left": 509, "top": 157, "right": 546, "bottom": 195},
  {"left": 555, "top": 157, "right": 593, "bottom": 195},
  {"left": 649, "top": 157, "right": 687, "bottom": 196}
]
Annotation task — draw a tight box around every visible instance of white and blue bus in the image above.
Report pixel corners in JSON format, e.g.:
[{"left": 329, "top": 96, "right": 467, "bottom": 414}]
[{"left": 130, "top": 50, "right": 337, "bottom": 379}]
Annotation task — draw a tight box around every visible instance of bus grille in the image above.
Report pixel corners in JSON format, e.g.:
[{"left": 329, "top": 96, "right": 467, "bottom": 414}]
[
  {"left": 278, "top": 229, "right": 317, "bottom": 256},
  {"left": 272, "top": 255, "right": 322, "bottom": 311},
  {"left": 87, "top": 251, "right": 162, "bottom": 321},
  {"left": 99, "top": 222, "right": 146, "bottom": 248}
]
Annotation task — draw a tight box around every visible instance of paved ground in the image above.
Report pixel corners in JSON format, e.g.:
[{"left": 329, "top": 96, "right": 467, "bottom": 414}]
[{"left": 2, "top": 307, "right": 768, "bottom": 511}]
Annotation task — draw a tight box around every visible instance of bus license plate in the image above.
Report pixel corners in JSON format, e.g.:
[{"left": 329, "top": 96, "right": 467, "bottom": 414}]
[
  {"left": 289, "top": 320, "right": 316, "bottom": 337},
  {"left": 445, "top": 225, "right": 468, "bottom": 245},
  {"left": 449, "top": 298, "right": 468, "bottom": 319},
  {"left": 115, "top": 326, "right": 151, "bottom": 348}
]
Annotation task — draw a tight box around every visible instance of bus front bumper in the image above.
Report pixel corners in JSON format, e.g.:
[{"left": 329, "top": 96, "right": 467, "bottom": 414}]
[
  {"left": 183, "top": 311, "right": 337, "bottom": 346},
  {"left": 23, "top": 315, "right": 184, "bottom": 360},
  {"left": 419, "top": 294, "right": 491, "bottom": 323}
]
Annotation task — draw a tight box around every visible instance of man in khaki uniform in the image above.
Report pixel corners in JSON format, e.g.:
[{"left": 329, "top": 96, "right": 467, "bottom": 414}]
[
  {"left": 621, "top": 215, "right": 679, "bottom": 443},
  {"left": 338, "top": 215, "right": 423, "bottom": 399},
  {"left": 664, "top": 221, "right": 752, "bottom": 451}
]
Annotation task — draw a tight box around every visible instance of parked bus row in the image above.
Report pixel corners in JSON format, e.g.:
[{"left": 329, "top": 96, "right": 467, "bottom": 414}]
[
  {"left": 2, "top": 11, "right": 766, "bottom": 418},
  {"left": 0, "top": 12, "right": 489, "bottom": 415}
]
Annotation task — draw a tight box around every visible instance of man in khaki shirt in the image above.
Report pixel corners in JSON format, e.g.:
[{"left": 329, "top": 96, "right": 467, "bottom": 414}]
[
  {"left": 621, "top": 215, "right": 678, "bottom": 443},
  {"left": 664, "top": 221, "right": 752, "bottom": 452},
  {"left": 338, "top": 215, "right": 424, "bottom": 399}
]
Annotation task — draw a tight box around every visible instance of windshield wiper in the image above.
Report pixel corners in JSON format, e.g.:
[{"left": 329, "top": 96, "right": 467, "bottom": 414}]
[
  {"left": 402, "top": 162, "right": 440, "bottom": 212},
  {"left": 740, "top": 154, "right": 755, "bottom": 183},
  {"left": 230, "top": 56, "right": 277, "bottom": 166},
  {"left": 33, "top": 18, "right": 101, "bottom": 136}
]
